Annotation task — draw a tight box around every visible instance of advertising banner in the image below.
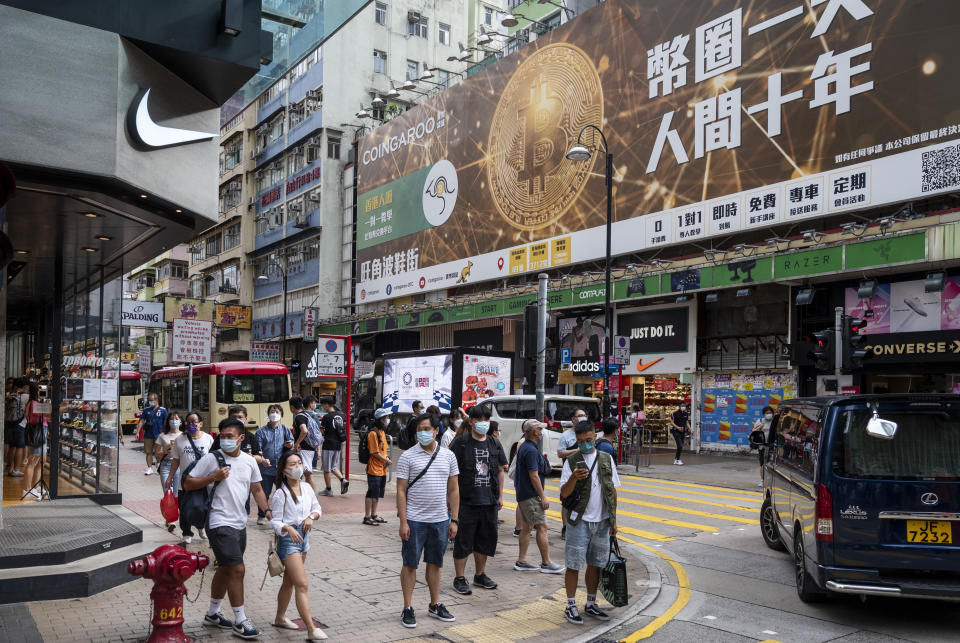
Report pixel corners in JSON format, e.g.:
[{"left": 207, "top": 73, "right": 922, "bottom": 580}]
[
  {"left": 214, "top": 304, "right": 252, "bottom": 329},
  {"left": 844, "top": 277, "right": 960, "bottom": 333},
  {"left": 700, "top": 370, "right": 797, "bottom": 448},
  {"left": 617, "top": 302, "right": 696, "bottom": 375},
  {"left": 382, "top": 354, "right": 453, "bottom": 414},
  {"left": 461, "top": 353, "right": 512, "bottom": 408},
  {"left": 115, "top": 300, "right": 166, "bottom": 328},
  {"left": 171, "top": 319, "right": 212, "bottom": 364},
  {"left": 164, "top": 298, "right": 214, "bottom": 322},
  {"left": 355, "top": 0, "right": 960, "bottom": 304},
  {"left": 558, "top": 314, "right": 606, "bottom": 374},
  {"left": 250, "top": 342, "right": 280, "bottom": 362}
]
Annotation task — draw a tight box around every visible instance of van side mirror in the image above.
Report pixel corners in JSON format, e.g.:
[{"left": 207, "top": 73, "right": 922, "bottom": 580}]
[{"left": 866, "top": 411, "right": 897, "bottom": 439}]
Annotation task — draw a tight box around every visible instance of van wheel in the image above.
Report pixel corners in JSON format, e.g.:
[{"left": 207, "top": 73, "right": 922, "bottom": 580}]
[
  {"left": 760, "top": 498, "right": 785, "bottom": 551},
  {"left": 794, "top": 531, "right": 827, "bottom": 603}
]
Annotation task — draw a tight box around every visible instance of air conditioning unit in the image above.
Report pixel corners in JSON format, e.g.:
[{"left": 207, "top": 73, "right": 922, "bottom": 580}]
[
  {"left": 375, "top": 50, "right": 387, "bottom": 60},
  {"left": 309, "top": 193, "right": 320, "bottom": 202},
  {"left": 408, "top": 10, "right": 421, "bottom": 23},
  {"left": 293, "top": 215, "right": 308, "bottom": 229},
  {"left": 532, "top": 22, "right": 549, "bottom": 35},
  {"left": 256, "top": 124, "right": 268, "bottom": 134},
  {"left": 291, "top": 146, "right": 302, "bottom": 156},
  {"left": 289, "top": 203, "right": 302, "bottom": 212},
  {"left": 307, "top": 136, "right": 319, "bottom": 146}
]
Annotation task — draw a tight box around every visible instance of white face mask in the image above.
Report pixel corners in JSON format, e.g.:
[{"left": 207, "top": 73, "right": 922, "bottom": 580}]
[
  {"left": 268, "top": 413, "right": 281, "bottom": 423},
  {"left": 285, "top": 466, "right": 303, "bottom": 480},
  {"left": 453, "top": 418, "right": 463, "bottom": 428}
]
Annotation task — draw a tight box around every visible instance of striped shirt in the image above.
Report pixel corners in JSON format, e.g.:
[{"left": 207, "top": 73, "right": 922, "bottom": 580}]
[{"left": 397, "top": 443, "right": 459, "bottom": 523}]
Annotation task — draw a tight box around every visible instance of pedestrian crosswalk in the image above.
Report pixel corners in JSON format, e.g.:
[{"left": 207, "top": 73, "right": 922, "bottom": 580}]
[{"left": 503, "top": 471, "right": 763, "bottom": 544}]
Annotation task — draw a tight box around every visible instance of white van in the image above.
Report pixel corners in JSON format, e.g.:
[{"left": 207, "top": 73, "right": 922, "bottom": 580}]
[{"left": 473, "top": 395, "right": 602, "bottom": 470}]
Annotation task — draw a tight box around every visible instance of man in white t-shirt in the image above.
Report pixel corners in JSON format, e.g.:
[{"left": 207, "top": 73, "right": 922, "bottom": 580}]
[
  {"left": 185, "top": 418, "right": 271, "bottom": 640},
  {"left": 559, "top": 421, "right": 621, "bottom": 626},
  {"left": 164, "top": 412, "right": 213, "bottom": 542},
  {"left": 396, "top": 413, "right": 460, "bottom": 629}
]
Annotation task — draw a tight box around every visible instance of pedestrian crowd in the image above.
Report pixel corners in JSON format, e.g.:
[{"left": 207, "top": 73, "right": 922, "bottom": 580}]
[{"left": 142, "top": 395, "right": 623, "bottom": 638}]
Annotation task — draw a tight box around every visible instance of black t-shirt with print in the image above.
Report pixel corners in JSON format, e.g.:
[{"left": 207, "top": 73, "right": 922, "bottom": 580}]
[{"left": 451, "top": 434, "right": 507, "bottom": 506}]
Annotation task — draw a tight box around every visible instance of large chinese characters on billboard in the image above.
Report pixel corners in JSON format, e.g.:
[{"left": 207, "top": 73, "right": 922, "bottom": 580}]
[{"left": 356, "top": 0, "right": 960, "bottom": 304}]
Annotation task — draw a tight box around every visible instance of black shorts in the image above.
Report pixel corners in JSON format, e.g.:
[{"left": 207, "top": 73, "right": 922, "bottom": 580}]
[
  {"left": 366, "top": 474, "right": 386, "bottom": 499},
  {"left": 207, "top": 526, "right": 247, "bottom": 567},
  {"left": 453, "top": 504, "right": 498, "bottom": 559}
]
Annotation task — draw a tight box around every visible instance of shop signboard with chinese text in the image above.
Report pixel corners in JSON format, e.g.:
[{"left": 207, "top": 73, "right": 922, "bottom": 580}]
[
  {"left": 171, "top": 319, "right": 212, "bottom": 363},
  {"left": 303, "top": 307, "right": 318, "bottom": 341},
  {"left": 165, "top": 298, "right": 214, "bottom": 322},
  {"left": 138, "top": 344, "right": 152, "bottom": 374},
  {"left": 214, "top": 305, "right": 252, "bottom": 329},
  {"left": 250, "top": 342, "right": 280, "bottom": 362},
  {"left": 355, "top": 0, "right": 960, "bottom": 304}
]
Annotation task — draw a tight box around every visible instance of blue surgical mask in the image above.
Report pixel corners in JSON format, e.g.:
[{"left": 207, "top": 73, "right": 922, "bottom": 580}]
[
  {"left": 220, "top": 438, "right": 239, "bottom": 453},
  {"left": 764, "top": 413, "right": 773, "bottom": 421},
  {"left": 170, "top": 420, "right": 181, "bottom": 430},
  {"left": 147, "top": 400, "right": 155, "bottom": 408},
  {"left": 474, "top": 421, "right": 490, "bottom": 435},
  {"left": 416, "top": 430, "right": 435, "bottom": 446},
  {"left": 579, "top": 440, "right": 595, "bottom": 454}
]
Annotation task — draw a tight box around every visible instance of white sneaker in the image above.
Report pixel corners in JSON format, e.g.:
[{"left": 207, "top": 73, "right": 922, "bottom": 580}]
[
  {"left": 198, "top": 528, "right": 207, "bottom": 540},
  {"left": 256, "top": 517, "right": 266, "bottom": 526},
  {"left": 674, "top": 459, "right": 684, "bottom": 466},
  {"left": 10, "top": 470, "right": 24, "bottom": 478},
  {"left": 144, "top": 466, "right": 154, "bottom": 475},
  {"left": 184, "top": 535, "right": 194, "bottom": 544}
]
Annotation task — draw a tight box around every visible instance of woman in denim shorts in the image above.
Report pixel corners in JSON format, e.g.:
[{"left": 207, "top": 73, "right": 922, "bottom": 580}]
[{"left": 269, "top": 451, "right": 327, "bottom": 640}]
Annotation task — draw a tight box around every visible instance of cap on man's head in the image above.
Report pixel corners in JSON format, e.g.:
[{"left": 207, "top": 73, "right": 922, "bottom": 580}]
[
  {"left": 374, "top": 408, "right": 391, "bottom": 420},
  {"left": 218, "top": 417, "right": 245, "bottom": 433}
]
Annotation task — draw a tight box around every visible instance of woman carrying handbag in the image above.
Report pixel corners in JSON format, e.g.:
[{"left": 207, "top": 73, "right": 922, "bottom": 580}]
[{"left": 269, "top": 451, "right": 327, "bottom": 640}]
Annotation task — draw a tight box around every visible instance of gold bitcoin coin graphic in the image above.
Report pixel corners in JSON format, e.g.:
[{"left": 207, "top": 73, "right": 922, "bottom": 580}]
[{"left": 487, "top": 43, "right": 603, "bottom": 231}]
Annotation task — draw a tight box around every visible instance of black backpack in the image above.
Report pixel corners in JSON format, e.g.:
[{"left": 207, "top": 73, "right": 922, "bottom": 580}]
[
  {"left": 358, "top": 427, "right": 381, "bottom": 464},
  {"left": 179, "top": 447, "right": 227, "bottom": 530},
  {"left": 324, "top": 411, "right": 347, "bottom": 444},
  {"left": 398, "top": 416, "right": 418, "bottom": 450}
]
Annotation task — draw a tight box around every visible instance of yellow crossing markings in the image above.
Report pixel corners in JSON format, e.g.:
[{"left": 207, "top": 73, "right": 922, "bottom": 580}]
[
  {"left": 620, "top": 479, "right": 763, "bottom": 505},
  {"left": 502, "top": 499, "right": 676, "bottom": 543},
  {"left": 621, "top": 473, "right": 764, "bottom": 498},
  {"left": 539, "top": 485, "right": 760, "bottom": 526},
  {"left": 615, "top": 484, "right": 759, "bottom": 512}
]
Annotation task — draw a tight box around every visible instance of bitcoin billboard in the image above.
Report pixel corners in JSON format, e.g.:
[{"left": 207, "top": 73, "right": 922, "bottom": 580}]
[{"left": 356, "top": 0, "right": 960, "bottom": 304}]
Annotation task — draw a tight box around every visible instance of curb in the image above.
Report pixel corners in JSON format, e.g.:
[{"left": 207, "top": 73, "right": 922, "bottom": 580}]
[{"left": 566, "top": 547, "right": 663, "bottom": 643}]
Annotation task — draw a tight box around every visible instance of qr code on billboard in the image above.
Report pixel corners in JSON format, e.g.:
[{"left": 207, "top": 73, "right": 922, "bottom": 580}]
[{"left": 921, "top": 144, "right": 960, "bottom": 192}]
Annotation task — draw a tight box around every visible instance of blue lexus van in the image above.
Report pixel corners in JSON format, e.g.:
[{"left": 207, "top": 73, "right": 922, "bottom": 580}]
[{"left": 760, "top": 395, "right": 960, "bottom": 602}]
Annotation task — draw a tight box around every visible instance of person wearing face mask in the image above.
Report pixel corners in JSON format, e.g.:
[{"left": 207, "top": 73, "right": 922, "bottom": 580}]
[
  {"left": 556, "top": 408, "right": 588, "bottom": 540},
  {"left": 364, "top": 408, "right": 392, "bottom": 526},
  {"left": 448, "top": 405, "right": 507, "bottom": 596},
  {"left": 187, "top": 418, "right": 272, "bottom": 640},
  {"left": 396, "top": 413, "right": 460, "bottom": 629},
  {"left": 670, "top": 403, "right": 691, "bottom": 466},
  {"left": 166, "top": 411, "right": 213, "bottom": 543},
  {"left": 441, "top": 410, "right": 464, "bottom": 449},
  {"left": 254, "top": 404, "right": 295, "bottom": 526},
  {"left": 137, "top": 393, "right": 168, "bottom": 475},
  {"left": 155, "top": 412, "right": 182, "bottom": 530},
  {"left": 559, "top": 420, "right": 621, "bottom": 625},
  {"left": 269, "top": 451, "right": 325, "bottom": 640},
  {"left": 749, "top": 406, "right": 775, "bottom": 482}
]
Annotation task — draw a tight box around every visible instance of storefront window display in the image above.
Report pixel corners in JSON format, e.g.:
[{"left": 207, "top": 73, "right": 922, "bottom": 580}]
[
  {"left": 625, "top": 376, "right": 692, "bottom": 445},
  {"left": 699, "top": 370, "right": 797, "bottom": 450}
]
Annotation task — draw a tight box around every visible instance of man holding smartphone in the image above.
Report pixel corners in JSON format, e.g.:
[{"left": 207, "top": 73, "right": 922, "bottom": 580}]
[{"left": 559, "top": 420, "right": 621, "bottom": 626}]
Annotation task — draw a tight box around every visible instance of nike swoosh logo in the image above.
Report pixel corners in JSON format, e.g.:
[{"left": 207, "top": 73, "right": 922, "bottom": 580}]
[
  {"left": 634, "top": 358, "right": 664, "bottom": 372},
  {"left": 128, "top": 88, "right": 216, "bottom": 148}
]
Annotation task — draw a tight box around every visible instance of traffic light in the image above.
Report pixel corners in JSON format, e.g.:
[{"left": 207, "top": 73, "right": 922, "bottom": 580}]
[
  {"left": 523, "top": 303, "right": 537, "bottom": 360},
  {"left": 807, "top": 328, "right": 834, "bottom": 372},
  {"left": 842, "top": 315, "right": 869, "bottom": 370}
]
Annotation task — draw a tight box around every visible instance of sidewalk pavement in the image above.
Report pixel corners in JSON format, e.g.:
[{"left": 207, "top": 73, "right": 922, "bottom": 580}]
[
  {"left": 18, "top": 440, "right": 654, "bottom": 643},
  {"left": 618, "top": 448, "right": 764, "bottom": 491}
]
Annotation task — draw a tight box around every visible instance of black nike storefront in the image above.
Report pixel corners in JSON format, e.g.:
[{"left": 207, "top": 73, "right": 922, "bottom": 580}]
[{"left": 0, "top": 1, "right": 269, "bottom": 512}]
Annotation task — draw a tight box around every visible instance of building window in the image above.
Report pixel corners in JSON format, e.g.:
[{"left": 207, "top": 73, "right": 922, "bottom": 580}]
[
  {"left": 162, "top": 262, "right": 187, "bottom": 280},
  {"left": 288, "top": 147, "right": 306, "bottom": 174},
  {"left": 439, "top": 22, "right": 450, "bottom": 45},
  {"left": 205, "top": 233, "right": 222, "bottom": 258},
  {"left": 409, "top": 14, "right": 428, "bottom": 38},
  {"left": 327, "top": 135, "right": 341, "bottom": 160},
  {"left": 190, "top": 244, "right": 205, "bottom": 265},
  {"left": 484, "top": 6, "right": 494, "bottom": 26},
  {"left": 221, "top": 264, "right": 238, "bottom": 294},
  {"left": 373, "top": 49, "right": 387, "bottom": 74},
  {"left": 204, "top": 272, "right": 220, "bottom": 298},
  {"left": 437, "top": 69, "right": 450, "bottom": 90},
  {"left": 406, "top": 59, "right": 419, "bottom": 81},
  {"left": 375, "top": 1, "right": 387, "bottom": 25},
  {"left": 188, "top": 277, "right": 203, "bottom": 298},
  {"left": 223, "top": 222, "right": 241, "bottom": 250}
]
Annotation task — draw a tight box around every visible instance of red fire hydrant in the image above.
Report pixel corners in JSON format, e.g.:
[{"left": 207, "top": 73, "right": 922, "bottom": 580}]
[{"left": 128, "top": 544, "right": 209, "bottom": 643}]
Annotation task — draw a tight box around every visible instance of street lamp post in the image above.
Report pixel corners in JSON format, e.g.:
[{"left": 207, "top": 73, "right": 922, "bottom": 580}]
[{"left": 566, "top": 125, "right": 614, "bottom": 419}]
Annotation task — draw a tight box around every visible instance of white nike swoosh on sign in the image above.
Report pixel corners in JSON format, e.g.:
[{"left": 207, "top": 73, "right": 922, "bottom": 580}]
[{"left": 130, "top": 88, "right": 216, "bottom": 148}]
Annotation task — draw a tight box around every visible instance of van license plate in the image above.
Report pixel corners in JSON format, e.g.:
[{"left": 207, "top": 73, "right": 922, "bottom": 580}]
[{"left": 906, "top": 520, "right": 952, "bottom": 544}]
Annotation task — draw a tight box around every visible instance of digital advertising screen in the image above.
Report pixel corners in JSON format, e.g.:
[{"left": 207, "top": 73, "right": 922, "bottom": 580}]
[
  {"left": 382, "top": 353, "right": 453, "bottom": 413},
  {"left": 461, "top": 353, "right": 512, "bottom": 408}
]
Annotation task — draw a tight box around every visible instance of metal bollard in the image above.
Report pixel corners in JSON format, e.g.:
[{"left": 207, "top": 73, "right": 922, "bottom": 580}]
[{"left": 128, "top": 544, "right": 209, "bottom": 643}]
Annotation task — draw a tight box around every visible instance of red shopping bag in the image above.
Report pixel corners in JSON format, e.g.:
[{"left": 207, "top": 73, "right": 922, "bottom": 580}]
[{"left": 160, "top": 489, "right": 179, "bottom": 523}]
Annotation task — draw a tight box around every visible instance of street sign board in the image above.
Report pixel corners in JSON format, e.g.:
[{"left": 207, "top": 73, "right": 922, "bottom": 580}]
[
  {"left": 306, "top": 336, "right": 346, "bottom": 378},
  {"left": 303, "top": 307, "right": 318, "bottom": 341},
  {"left": 171, "top": 319, "right": 212, "bottom": 364},
  {"left": 138, "top": 344, "right": 152, "bottom": 374},
  {"left": 613, "top": 336, "right": 630, "bottom": 365},
  {"left": 560, "top": 347, "right": 571, "bottom": 364},
  {"left": 250, "top": 342, "right": 280, "bottom": 362}
]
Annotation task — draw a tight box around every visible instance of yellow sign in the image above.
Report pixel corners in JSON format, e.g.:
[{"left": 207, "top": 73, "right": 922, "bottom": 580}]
[
  {"left": 529, "top": 242, "right": 549, "bottom": 270},
  {"left": 120, "top": 352, "right": 137, "bottom": 362},
  {"left": 164, "top": 298, "right": 214, "bottom": 322},
  {"left": 509, "top": 247, "right": 528, "bottom": 275},
  {"left": 214, "top": 305, "right": 252, "bottom": 329},
  {"left": 551, "top": 237, "right": 571, "bottom": 266}
]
